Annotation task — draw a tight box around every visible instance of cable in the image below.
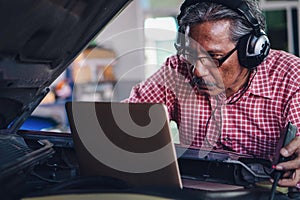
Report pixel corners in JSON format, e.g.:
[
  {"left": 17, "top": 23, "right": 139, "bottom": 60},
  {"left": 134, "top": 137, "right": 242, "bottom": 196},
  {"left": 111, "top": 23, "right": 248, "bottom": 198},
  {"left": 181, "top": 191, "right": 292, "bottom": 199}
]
[
  {"left": 269, "top": 171, "right": 281, "bottom": 200},
  {"left": 30, "top": 171, "right": 65, "bottom": 183}
]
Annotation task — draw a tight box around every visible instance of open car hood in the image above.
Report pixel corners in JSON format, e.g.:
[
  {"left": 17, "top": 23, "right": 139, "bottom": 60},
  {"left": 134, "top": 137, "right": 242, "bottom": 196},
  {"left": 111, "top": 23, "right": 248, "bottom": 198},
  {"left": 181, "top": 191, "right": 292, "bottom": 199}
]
[{"left": 0, "top": 0, "right": 132, "bottom": 131}]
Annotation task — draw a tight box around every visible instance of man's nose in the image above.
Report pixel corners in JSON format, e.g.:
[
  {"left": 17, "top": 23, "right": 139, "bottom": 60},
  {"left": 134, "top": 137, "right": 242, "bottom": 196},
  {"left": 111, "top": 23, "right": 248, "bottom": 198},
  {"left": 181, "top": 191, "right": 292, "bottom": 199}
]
[{"left": 194, "top": 61, "right": 209, "bottom": 77}]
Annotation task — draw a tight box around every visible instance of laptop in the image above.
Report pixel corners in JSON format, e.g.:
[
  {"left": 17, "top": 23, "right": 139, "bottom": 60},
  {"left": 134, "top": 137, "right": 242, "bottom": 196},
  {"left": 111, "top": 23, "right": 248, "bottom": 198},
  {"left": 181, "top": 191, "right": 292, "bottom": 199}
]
[{"left": 65, "top": 101, "right": 183, "bottom": 189}]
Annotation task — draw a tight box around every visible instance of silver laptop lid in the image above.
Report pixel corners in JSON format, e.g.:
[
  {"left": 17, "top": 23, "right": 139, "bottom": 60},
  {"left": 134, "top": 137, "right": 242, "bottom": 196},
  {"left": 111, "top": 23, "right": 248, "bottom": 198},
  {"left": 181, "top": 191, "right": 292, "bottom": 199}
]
[{"left": 66, "top": 101, "right": 182, "bottom": 189}]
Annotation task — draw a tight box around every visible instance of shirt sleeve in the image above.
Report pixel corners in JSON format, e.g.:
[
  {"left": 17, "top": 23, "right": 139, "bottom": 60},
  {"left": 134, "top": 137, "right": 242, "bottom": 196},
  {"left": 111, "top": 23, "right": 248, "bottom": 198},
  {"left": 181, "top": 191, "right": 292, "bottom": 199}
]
[
  {"left": 125, "top": 67, "right": 168, "bottom": 104},
  {"left": 124, "top": 55, "right": 188, "bottom": 122},
  {"left": 124, "top": 56, "right": 183, "bottom": 103}
]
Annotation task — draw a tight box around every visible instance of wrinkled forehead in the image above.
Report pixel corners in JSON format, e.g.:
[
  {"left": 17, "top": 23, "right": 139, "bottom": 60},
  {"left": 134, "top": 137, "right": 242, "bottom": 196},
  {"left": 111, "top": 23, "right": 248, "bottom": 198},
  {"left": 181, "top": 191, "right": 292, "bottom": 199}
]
[{"left": 184, "top": 25, "right": 208, "bottom": 54}]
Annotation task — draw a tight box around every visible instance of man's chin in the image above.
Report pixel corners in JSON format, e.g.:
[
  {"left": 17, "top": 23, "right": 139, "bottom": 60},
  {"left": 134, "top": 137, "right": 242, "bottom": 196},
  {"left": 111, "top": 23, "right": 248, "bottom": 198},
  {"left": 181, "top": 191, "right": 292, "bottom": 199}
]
[{"left": 197, "top": 87, "right": 224, "bottom": 96}]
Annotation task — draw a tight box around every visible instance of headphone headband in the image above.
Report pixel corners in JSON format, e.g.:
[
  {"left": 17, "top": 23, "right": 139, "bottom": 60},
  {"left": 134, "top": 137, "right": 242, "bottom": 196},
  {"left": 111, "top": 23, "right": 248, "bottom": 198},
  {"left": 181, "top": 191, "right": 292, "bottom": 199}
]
[
  {"left": 177, "top": 0, "right": 261, "bottom": 35},
  {"left": 179, "top": 0, "right": 243, "bottom": 13}
]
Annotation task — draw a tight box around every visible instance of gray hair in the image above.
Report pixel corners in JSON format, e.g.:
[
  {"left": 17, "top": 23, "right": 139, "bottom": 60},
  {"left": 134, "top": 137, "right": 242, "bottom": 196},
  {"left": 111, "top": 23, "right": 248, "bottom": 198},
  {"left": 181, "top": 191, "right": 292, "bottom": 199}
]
[{"left": 178, "top": 0, "right": 266, "bottom": 43}]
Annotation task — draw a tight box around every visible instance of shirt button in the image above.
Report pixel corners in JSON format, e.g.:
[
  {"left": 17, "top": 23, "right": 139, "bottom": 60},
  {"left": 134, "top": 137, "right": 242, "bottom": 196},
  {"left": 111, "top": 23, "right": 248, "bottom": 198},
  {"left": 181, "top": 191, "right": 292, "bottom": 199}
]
[{"left": 224, "top": 136, "right": 230, "bottom": 142}]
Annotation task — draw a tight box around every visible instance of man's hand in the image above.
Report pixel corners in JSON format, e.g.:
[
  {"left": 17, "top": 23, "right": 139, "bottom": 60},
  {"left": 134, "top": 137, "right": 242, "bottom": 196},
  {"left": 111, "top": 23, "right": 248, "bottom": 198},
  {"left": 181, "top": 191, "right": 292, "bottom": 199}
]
[{"left": 273, "top": 136, "right": 300, "bottom": 187}]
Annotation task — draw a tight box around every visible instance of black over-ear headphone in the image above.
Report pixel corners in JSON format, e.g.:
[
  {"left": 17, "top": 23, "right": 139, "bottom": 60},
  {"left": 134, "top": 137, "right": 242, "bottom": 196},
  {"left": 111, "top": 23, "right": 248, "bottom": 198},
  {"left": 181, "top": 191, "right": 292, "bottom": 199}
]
[{"left": 175, "top": 0, "right": 270, "bottom": 69}]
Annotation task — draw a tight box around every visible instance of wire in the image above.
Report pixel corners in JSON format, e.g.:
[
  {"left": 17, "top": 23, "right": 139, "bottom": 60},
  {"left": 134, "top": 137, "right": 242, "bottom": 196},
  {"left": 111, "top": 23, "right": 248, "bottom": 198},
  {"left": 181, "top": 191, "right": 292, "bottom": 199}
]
[
  {"left": 269, "top": 171, "right": 282, "bottom": 200},
  {"left": 30, "top": 171, "right": 65, "bottom": 183}
]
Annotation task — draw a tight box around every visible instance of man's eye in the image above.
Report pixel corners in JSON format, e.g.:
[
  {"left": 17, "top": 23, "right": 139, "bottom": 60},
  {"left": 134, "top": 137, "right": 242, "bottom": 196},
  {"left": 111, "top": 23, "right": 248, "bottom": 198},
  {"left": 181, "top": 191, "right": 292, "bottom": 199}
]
[{"left": 209, "top": 54, "right": 223, "bottom": 59}]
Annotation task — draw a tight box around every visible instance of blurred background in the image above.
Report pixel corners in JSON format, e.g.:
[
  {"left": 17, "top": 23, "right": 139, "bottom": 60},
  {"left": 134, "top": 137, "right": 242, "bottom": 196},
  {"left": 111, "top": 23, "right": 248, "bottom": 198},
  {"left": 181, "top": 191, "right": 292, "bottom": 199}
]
[{"left": 23, "top": 0, "right": 300, "bottom": 132}]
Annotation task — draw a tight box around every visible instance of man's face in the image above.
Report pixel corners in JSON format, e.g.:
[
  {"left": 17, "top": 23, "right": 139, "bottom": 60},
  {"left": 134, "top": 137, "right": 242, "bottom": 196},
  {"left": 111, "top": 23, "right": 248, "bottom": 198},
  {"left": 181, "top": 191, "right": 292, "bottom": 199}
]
[{"left": 188, "top": 20, "right": 249, "bottom": 97}]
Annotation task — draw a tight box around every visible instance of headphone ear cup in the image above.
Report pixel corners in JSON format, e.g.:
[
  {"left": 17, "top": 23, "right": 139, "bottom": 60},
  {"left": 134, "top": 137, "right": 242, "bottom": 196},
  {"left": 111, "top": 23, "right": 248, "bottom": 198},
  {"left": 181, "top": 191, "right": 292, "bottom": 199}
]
[
  {"left": 237, "top": 32, "right": 270, "bottom": 69},
  {"left": 237, "top": 34, "right": 251, "bottom": 68}
]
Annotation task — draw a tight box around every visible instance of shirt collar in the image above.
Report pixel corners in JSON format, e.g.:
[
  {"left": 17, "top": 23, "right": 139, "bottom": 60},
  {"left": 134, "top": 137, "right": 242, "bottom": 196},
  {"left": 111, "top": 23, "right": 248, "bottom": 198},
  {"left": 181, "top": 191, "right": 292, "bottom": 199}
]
[{"left": 248, "top": 60, "right": 274, "bottom": 99}]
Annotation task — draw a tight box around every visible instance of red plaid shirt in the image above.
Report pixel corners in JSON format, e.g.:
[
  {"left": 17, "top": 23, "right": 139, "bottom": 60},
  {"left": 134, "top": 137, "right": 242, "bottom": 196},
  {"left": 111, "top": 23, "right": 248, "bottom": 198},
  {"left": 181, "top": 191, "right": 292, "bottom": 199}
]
[{"left": 126, "top": 49, "right": 300, "bottom": 159}]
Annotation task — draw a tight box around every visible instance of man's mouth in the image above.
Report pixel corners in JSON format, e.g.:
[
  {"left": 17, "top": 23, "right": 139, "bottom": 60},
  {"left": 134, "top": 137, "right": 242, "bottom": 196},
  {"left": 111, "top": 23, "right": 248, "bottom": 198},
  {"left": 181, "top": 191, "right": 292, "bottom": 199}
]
[{"left": 192, "top": 77, "right": 216, "bottom": 88}]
